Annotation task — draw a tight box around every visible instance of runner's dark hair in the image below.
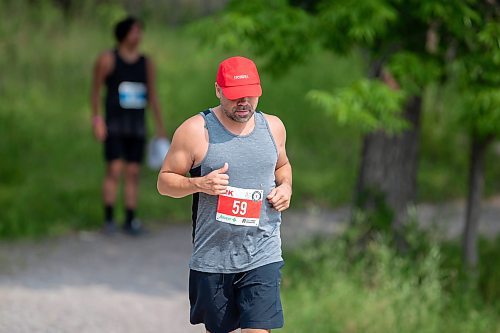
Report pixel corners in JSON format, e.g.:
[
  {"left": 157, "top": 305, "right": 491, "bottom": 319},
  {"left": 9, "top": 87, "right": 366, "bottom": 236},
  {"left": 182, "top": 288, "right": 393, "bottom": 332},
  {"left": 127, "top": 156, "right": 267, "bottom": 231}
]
[{"left": 114, "top": 16, "right": 143, "bottom": 43}]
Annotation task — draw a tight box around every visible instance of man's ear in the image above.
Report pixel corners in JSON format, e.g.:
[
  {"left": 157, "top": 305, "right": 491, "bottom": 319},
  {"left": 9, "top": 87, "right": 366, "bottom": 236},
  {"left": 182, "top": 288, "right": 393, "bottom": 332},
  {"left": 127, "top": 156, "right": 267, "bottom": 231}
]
[{"left": 215, "top": 82, "right": 221, "bottom": 99}]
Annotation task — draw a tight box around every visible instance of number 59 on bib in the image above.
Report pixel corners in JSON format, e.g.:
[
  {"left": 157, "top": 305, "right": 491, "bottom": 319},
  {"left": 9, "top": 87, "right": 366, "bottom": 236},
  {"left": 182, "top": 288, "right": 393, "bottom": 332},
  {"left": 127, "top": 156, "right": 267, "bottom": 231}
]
[{"left": 216, "top": 186, "right": 263, "bottom": 227}]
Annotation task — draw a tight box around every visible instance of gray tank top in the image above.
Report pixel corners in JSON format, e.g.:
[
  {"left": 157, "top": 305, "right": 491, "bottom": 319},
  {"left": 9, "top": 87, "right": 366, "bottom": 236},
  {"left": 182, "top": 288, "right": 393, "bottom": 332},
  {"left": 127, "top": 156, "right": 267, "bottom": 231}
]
[{"left": 189, "top": 109, "right": 283, "bottom": 273}]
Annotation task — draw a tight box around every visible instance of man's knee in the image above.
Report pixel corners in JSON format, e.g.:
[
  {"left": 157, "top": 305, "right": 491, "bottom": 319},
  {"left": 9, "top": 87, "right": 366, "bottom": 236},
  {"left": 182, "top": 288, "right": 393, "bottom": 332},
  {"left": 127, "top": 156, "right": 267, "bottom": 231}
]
[
  {"left": 125, "top": 163, "right": 141, "bottom": 181},
  {"left": 106, "top": 161, "right": 123, "bottom": 181}
]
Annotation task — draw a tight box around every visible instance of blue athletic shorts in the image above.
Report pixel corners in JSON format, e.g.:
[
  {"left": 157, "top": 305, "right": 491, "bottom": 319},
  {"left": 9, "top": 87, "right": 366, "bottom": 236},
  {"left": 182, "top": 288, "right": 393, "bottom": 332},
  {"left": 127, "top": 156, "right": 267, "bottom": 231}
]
[{"left": 189, "top": 261, "right": 284, "bottom": 333}]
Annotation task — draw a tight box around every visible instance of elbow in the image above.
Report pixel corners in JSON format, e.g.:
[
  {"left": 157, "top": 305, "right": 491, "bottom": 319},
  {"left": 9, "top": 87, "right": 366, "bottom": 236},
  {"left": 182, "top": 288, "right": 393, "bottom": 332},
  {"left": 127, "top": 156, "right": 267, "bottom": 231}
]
[
  {"left": 157, "top": 176, "right": 183, "bottom": 198},
  {"left": 156, "top": 182, "right": 165, "bottom": 196},
  {"left": 157, "top": 179, "right": 170, "bottom": 197},
  {"left": 157, "top": 176, "right": 168, "bottom": 196}
]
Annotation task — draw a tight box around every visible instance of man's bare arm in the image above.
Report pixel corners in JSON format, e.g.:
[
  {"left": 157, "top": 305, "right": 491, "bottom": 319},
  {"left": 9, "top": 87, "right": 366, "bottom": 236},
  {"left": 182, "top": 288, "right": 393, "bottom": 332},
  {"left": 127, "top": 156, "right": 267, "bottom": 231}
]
[
  {"left": 157, "top": 116, "right": 229, "bottom": 198},
  {"left": 90, "top": 51, "right": 113, "bottom": 141},
  {"left": 146, "top": 58, "right": 166, "bottom": 138},
  {"left": 265, "top": 114, "right": 292, "bottom": 212}
]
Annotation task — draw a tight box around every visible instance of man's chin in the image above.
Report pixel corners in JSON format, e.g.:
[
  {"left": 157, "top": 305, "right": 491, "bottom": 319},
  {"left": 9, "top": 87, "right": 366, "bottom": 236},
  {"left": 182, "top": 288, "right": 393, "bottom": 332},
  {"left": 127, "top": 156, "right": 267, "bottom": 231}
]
[
  {"left": 233, "top": 111, "right": 253, "bottom": 121},
  {"left": 235, "top": 110, "right": 250, "bottom": 117},
  {"left": 224, "top": 109, "right": 254, "bottom": 123}
]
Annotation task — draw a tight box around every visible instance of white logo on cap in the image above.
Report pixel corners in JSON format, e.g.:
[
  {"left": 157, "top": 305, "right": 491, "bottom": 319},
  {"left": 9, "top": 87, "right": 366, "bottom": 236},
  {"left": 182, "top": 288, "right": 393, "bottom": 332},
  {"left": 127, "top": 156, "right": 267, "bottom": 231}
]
[{"left": 233, "top": 74, "right": 249, "bottom": 79}]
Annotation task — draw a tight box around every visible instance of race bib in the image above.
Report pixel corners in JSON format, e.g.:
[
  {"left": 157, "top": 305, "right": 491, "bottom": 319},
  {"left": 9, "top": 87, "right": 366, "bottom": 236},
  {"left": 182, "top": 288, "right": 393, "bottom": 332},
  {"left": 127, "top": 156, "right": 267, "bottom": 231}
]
[
  {"left": 216, "top": 186, "right": 263, "bottom": 227},
  {"left": 118, "top": 81, "right": 147, "bottom": 109}
]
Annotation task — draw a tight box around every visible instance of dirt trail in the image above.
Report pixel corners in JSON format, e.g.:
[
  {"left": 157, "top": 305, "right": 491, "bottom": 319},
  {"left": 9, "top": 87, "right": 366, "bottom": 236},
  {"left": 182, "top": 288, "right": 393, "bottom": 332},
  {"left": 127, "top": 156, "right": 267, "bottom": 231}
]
[
  {"left": 0, "top": 200, "right": 498, "bottom": 333},
  {"left": 0, "top": 226, "right": 200, "bottom": 333}
]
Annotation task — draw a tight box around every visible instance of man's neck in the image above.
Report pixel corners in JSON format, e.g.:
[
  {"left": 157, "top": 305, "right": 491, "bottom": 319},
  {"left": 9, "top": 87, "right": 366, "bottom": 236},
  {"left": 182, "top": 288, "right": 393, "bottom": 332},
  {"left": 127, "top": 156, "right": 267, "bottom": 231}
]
[{"left": 117, "top": 44, "right": 140, "bottom": 63}]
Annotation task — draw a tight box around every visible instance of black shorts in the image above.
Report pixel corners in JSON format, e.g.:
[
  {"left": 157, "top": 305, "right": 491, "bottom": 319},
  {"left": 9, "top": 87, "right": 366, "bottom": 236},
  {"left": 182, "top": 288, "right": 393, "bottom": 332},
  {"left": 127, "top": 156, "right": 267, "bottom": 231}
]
[
  {"left": 189, "top": 261, "right": 284, "bottom": 333},
  {"left": 104, "top": 135, "right": 145, "bottom": 163}
]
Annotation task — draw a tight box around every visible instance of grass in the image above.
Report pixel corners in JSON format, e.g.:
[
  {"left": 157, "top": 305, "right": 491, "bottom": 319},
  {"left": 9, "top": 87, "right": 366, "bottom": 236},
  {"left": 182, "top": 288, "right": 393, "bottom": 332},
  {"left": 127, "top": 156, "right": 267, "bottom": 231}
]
[
  {"left": 278, "top": 230, "right": 500, "bottom": 333},
  {"left": 0, "top": 1, "right": 499, "bottom": 238},
  {"left": 0, "top": 1, "right": 363, "bottom": 238}
]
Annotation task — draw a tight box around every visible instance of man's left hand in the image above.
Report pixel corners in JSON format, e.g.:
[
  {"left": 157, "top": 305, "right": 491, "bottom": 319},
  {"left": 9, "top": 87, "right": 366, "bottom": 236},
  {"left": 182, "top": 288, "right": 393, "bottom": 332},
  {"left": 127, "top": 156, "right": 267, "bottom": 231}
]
[{"left": 267, "top": 183, "right": 292, "bottom": 212}]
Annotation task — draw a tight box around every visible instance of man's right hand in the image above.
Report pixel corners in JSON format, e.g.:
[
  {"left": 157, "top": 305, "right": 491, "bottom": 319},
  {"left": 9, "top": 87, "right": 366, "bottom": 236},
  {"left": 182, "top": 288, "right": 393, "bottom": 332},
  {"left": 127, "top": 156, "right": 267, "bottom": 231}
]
[
  {"left": 93, "top": 116, "right": 107, "bottom": 142},
  {"left": 195, "top": 163, "right": 229, "bottom": 196}
]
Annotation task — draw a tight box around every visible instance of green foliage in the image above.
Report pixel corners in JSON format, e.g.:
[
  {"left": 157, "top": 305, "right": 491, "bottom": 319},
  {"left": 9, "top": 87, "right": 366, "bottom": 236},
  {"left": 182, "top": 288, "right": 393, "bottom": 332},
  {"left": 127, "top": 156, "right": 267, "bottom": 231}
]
[
  {"left": 477, "top": 22, "right": 500, "bottom": 64},
  {"left": 189, "top": 0, "right": 316, "bottom": 74},
  {"left": 477, "top": 237, "right": 500, "bottom": 306},
  {"left": 0, "top": 0, "right": 498, "bottom": 238},
  {"left": 416, "top": 0, "right": 481, "bottom": 39},
  {"left": 461, "top": 88, "right": 500, "bottom": 138},
  {"left": 443, "top": 1, "right": 500, "bottom": 139},
  {"left": 195, "top": 0, "right": 498, "bottom": 138},
  {"left": 388, "top": 52, "right": 442, "bottom": 95},
  {"left": 440, "top": 236, "right": 500, "bottom": 311},
  {"left": 308, "top": 79, "right": 407, "bottom": 134},
  {"left": 351, "top": 190, "right": 395, "bottom": 232},
  {"left": 192, "top": 0, "right": 500, "bottom": 214},
  {"left": 317, "top": 0, "right": 398, "bottom": 53},
  {"left": 280, "top": 229, "right": 500, "bottom": 333},
  {"left": 0, "top": 0, "right": 365, "bottom": 237},
  {"left": 93, "top": 2, "right": 128, "bottom": 26},
  {"left": 191, "top": 0, "right": 464, "bottom": 148},
  {"left": 0, "top": 1, "right": 195, "bottom": 238}
]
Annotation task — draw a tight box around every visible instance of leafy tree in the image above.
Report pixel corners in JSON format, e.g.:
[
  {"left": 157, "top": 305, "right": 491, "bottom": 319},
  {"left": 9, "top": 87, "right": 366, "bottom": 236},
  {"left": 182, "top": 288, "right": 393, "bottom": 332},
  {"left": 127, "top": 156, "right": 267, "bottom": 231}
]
[
  {"left": 194, "top": 0, "right": 428, "bottom": 239},
  {"left": 193, "top": 0, "right": 499, "bottom": 255},
  {"left": 449, "top": 2, "right": 500, "bottom": 273}
]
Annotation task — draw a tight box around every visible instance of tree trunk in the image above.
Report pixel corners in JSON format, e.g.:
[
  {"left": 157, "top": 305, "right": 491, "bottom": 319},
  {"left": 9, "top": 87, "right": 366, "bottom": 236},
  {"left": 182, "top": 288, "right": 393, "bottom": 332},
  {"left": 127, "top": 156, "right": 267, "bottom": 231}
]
[
  {"left": 354, "top": 95, "right": 422, "bottom": 249},
  {"left": 463, "top": 133, "right": 491, "bottom": 274}
]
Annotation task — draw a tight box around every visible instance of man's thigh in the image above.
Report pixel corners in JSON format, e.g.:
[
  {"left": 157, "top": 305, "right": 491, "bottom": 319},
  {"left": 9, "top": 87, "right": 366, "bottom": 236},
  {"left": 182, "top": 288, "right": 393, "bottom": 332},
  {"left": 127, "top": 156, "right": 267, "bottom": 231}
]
[
  {"left": 189, "top": 270, "right": 239, "bottom": 332},
  {"left": 236, "top": 261, "right": 284, "bottom": 331},
  {"left": 193, "top": 261, "right": 284, "bottom": 333}
]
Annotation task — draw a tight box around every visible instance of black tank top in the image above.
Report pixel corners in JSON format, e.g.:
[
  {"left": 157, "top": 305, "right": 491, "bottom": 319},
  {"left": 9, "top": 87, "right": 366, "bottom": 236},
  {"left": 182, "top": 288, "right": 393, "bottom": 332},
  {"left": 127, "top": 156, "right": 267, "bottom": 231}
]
[{"left": 105, "top": 49, "right": 148, "bottom": 137}]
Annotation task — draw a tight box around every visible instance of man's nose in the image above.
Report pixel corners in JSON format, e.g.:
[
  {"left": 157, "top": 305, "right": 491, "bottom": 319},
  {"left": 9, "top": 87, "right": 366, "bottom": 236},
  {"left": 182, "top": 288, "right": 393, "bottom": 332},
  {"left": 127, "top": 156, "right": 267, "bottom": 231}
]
[{"left": 237, "top": 97, "right": 249, "bottom": 104}]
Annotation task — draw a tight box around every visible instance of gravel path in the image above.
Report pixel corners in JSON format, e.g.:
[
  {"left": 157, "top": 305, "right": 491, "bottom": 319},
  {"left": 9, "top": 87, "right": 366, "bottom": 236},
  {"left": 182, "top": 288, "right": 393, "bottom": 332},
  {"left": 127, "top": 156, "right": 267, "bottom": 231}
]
[
  {"left": 0, "top": 200, "right": 498, "bottom": 333},
  {"left": 0, "top": 225, "right": 200, "bottom": 333}
]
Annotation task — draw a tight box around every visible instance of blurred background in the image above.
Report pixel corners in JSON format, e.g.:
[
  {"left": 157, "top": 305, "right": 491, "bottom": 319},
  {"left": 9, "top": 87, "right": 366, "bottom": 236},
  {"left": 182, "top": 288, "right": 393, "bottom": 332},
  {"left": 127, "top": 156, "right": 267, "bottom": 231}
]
[{"left": 0, "top": 0, "right": 499, "bottom": 332}]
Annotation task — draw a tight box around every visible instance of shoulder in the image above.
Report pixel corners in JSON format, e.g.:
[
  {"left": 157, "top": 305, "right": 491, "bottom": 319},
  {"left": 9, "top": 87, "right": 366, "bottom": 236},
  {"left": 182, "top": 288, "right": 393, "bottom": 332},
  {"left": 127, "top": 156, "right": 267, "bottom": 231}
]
[
  {"left": 171, "top": 113, "right": 208, "bottom": 165},
  {"left": 180, "top": 113, "right": 205, "bottom": 132},
  {"left": 172, "top": 113, "right": 206, "bottom": 144},
  {"left": 96, "top": 50, "right": 114, "bottom": 65},
  {"left": 262, "top": 113, "right": 284, "bottom": 128},
  {"left": 262, "top": 113, "right": 286, "bottom": 139},
  {"left": 94, "top": 50, "right": 114, "bottom": 72}
]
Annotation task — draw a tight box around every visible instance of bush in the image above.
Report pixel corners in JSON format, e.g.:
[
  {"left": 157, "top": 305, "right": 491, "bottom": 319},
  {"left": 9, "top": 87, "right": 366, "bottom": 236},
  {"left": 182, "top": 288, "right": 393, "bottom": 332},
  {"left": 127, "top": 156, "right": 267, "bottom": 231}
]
[{"left": 280, "top": 229, "right": 499, "bottom": 333}]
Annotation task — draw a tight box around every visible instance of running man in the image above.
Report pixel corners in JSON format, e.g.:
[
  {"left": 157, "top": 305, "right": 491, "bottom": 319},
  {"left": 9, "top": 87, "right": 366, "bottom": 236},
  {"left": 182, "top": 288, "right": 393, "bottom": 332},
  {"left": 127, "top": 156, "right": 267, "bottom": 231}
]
[
  {"left": 91, "top": 16, "right": 166, "bottom": 235},
  {"left": 157, "top": 56, "right": 292, "bottom": 333}
]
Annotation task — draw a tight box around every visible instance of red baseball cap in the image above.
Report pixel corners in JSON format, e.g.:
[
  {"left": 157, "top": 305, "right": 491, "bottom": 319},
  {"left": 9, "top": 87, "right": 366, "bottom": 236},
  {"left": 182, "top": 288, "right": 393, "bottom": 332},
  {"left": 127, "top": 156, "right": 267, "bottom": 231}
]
[{"left": 216, "top": 56, "right": 262, "bottom": 100}]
